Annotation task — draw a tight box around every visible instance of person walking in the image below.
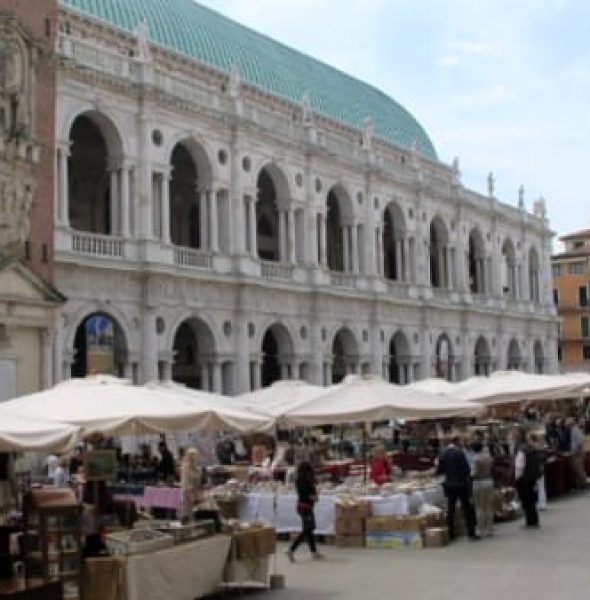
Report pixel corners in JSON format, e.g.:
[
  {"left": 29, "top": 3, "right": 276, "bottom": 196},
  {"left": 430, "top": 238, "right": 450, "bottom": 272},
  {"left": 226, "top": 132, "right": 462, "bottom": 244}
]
[
  {"left": 471, "top": 440, "right": 494, "bottom": 537},
  {"left": 287, "top": 461, "right": 324, "bottom": 562},
  {"left": 436, "top": 436, "right": 479, "bottom": 541},
  {"left": 515, "top": 431, "right": 541, "bottom": 528},
  {"left": 569, "top": 417, "right": 587, "bottom": 491}
]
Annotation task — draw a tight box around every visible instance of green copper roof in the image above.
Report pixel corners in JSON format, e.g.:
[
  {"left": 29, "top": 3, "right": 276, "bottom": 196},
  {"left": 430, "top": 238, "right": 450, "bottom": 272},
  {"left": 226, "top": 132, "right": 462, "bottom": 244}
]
[{"left": 59, "top": 0, "right": 437, "bottom": 159}]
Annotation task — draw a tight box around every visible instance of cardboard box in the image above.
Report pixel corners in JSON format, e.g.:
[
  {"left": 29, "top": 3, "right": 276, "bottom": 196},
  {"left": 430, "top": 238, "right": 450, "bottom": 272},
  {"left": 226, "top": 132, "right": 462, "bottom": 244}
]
[
  {"left": 423, "top": 527, "right": 449, "bottom": 548},
  {"left": 424, "top": 511, "right": 445, "bottom": 528},
  {"left": 334, "top": 516, "right": 365, "bottom": 536},
  {"left": 335, "top": 501, "right": 371, "bottom": 519},
  {"left": 366, "top": 516, "right": 405, "bottom": 533},
  {"left": 366, "top": 533, "right": 406, "bottom": 550},
  {"left": 405, "top": 514, "right": 430, "bottom": 532},
  {"left": 334, "top": 534, "right": 365, "bottom": 548}
]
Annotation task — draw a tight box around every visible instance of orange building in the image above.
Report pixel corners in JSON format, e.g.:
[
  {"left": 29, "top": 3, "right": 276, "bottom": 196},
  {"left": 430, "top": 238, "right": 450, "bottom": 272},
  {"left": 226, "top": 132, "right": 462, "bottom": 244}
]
[{"left": 552, "top": 228, "right": 590, "bottom": 371}]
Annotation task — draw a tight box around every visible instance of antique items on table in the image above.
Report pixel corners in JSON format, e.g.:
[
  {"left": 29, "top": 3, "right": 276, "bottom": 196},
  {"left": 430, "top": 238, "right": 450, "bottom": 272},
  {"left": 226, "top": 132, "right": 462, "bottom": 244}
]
[{"left": 22, "top": 488, "right": 82, "bottom": 600}]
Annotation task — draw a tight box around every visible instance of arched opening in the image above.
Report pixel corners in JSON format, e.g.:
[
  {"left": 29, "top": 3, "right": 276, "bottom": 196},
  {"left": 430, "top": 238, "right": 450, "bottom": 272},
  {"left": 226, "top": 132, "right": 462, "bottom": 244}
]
[
  {"left": 529, "top": 247, "right": 541, "bottom": 304},
  {"left": 71, "top": 313, "right": 127, "bottom": 378},
  {"left": 501, "top": 239, "right": 517, "bottom": 298},
  {"left": 430, "top": 216, "right": 449, "bottom": 289},
  {"left": 474, "top": 336, "right": 491, "bottom": 376},
  {"left": 435, "top": 334, "right": 453, "bottom": 381},
  {"left": 170, "top": 143, "right": 200, "bottom": 248},
  {"left": 326, "top": 186, "right": 358, "bottom": 272},
  {"left": 261, "top": 323, "right": 294, "bottom": 387},
  {"left": 383, "top": 202, "right": 407, "bottom": 281},
  {"left": 389, "top": 331, "right": 410, "bottom": 384},
  {"left": 534, "top": 340, "right": 544, "bottom": 374},
  {"left": 172, "top": 318, "right": 216, "bottom": 390},
  {"left": 256, "top": 168, "right": 280, "bottom": 261},
  {"left": 332, "top": 328, "right": 359, "bottom": 383},
  {"left": 68, "top": 114, "right": 118, "bottom": 234},
  {"left": 468, "top": 228, "right": 486, "bottom": 294},
  {"left": 507, "top": 338, "right": 522, "bottom": 370}
]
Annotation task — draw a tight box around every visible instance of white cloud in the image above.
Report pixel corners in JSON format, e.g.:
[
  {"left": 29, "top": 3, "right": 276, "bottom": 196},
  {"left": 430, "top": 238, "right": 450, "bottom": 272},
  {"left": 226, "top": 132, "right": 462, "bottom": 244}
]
[
  {"left": 446, "top": 39, "right": 491, "bottom": 54},
  {"left": 450, "top": 84, "right": 515, "bottom": 109},
  {"left": 437, "top": 54, "right": 460, "bottom": 68}
]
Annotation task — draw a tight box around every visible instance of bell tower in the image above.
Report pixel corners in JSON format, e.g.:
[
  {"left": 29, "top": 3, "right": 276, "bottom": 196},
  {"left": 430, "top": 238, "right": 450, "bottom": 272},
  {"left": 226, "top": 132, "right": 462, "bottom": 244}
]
[{"left": 0, "top": 0, "right": 58, "bottom": 282}]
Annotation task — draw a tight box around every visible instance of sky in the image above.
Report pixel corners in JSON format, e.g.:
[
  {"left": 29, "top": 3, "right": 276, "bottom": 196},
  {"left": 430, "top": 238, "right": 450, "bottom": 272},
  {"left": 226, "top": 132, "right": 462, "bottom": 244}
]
[{"left": 197, "top": 0, "right": 589, "bottom": 248}]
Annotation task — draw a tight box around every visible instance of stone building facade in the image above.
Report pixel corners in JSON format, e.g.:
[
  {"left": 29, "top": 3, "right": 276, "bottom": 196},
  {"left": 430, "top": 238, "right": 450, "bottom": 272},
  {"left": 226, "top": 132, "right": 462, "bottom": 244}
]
[
  {"left": 0, "top": 0, "right": 63, "bottom": 401},
  {"left": 52, "top": 0, "right": 558, "bottom": 394}
]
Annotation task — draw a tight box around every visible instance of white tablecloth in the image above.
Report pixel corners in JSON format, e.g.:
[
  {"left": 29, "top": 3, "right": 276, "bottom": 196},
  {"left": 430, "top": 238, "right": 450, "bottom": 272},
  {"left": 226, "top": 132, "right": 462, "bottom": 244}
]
[
  {"left": 238, "top": 487, "right": 444, "bottom": 535},
  {"left": 125, "top": 535, "right": 231, "bottom": 600}
]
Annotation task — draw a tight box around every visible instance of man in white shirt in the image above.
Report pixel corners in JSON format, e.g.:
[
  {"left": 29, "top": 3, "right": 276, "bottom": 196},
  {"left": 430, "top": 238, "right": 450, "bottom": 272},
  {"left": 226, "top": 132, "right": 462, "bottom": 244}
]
[{"left": 569, "top": 417, "right": 587, "bottom": 491}]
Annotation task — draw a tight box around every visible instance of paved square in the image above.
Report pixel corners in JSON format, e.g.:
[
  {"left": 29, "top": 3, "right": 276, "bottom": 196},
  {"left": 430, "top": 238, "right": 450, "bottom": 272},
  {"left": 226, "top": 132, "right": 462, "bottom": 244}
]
[{"left": 251, "top": 495, "right": 589, "bottom": 600}]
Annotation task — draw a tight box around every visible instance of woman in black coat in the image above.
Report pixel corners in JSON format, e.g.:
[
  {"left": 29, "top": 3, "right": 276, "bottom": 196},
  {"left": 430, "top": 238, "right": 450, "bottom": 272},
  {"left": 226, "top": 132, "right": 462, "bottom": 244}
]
[{"left": 287, "top": 461, "right": 324, "bottom": 561}]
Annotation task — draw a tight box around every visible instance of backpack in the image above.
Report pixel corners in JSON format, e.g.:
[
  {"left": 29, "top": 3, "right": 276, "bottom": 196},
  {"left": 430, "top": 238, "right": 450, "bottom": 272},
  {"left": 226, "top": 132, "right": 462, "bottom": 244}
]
[{"left": 522, "top": 445, "right": 543, "bottom": 483}]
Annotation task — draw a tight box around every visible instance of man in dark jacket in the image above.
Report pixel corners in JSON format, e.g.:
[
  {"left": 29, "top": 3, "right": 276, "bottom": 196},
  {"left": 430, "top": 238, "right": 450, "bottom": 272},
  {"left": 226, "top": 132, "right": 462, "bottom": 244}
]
[{"left": 436, "top": 436, "right": 479, "bottom": 540}]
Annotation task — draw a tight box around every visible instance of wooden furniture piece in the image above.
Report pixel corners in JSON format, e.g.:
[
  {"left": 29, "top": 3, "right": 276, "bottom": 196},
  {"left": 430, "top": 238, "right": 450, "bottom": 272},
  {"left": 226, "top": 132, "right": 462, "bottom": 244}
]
[
  {"left": 22, "top": 489, "right": 81, "bottom": 600},
  {"left": 0, "top": 578, "right": 62, "bottom": 599}
]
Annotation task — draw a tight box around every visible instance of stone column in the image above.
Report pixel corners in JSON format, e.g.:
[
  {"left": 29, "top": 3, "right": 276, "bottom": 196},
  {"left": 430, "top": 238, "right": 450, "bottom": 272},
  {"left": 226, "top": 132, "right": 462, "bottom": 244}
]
[
  {"left": 278, "top": 209, "right": 287, "bottom": 262},
  {"left": 402, "top": 238, "right": 409, "bottom": 281},
  {"left": 40, "top": 328, "right": 52, "bottom": 389},
  {"left": 200, "top": 364, "right": 211, "bottom": 391},
  {"left": 343, "top": 226, "right": 351, "bottom": 272},
  {"left": 58, "top": 145, "right": 70, "bottom": 226},
  {"left": 288, "top": 208, "right": 296, "bottom": 264},
  {"left": 252, "top": 360, "right": 262, "bottom": 389},
  {"left": 249, "top": 197, "right": 257, "bottom": 257},
  {"left": 110, "top": 169, "right": 120, "bottom": 236},
  {"left": 319, "top": 214, "right": 327, "bottom": 267},
  {"left": 141, "top": 309, "right": 159, "bottom": 383},
  {"left": 209, "top": 190, "right": 219, "bottom": 253},
  {"left": 351, "top": 224, "right": 359, "bottom": 274},
  {"left": 280, "top": 363, "right": 290, "bottom": 380},
  {"left": 161, "top": 173, "right": 171, "bottom": 244},
  {"left": 235, "top": 314, "right": 250, "bottom": 393},
  {"left": 395, "top": 239, "right": 403, "bottom": 281},
  {"left": 446, "top": 246, "right": 453, "bottom": 290},
  {"left": 212, "top": 362, "right": 222, "bottom": 393},
  {"left": 199, "top": 191, "right": 208, "bottom": 250},
  {"left": 120, "top": 165, "right": 131, "bottom": 238}
]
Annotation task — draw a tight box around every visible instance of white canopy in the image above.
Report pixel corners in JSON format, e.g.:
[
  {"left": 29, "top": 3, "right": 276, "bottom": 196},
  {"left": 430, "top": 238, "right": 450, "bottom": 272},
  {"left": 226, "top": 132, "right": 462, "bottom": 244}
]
[
  {"left": 405, "top": 378, "right": 459, "bottom": 396},
  {"left": 237, "top": 380, "right": 327, "bottom": 418},
  {"left": 145, "top": 381, "right": 273, "bottom": 432},
  {"left": 452, "top": 370, "right": 590, "bottom": 406},
  {"left": 280, "top": 375, "right": 482, "bottom": 427},
  {"left": 2, "top": 375, "right": 271, "bottom": 436},
  {"left": 0, "top": 408, "right": 80, "bottom": 453}
]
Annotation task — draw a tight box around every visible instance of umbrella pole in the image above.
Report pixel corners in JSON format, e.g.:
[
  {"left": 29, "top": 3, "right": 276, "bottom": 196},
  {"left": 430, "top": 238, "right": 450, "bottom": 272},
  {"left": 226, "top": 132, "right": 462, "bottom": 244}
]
[{"left": 362, "top": 424, "right": 367, "bottom": 488}]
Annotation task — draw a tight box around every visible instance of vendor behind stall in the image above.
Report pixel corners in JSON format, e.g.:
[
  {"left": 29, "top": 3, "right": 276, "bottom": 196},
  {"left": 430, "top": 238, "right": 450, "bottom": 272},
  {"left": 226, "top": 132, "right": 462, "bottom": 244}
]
[{"left": 369, "top": 446, "right": 391, "bottom": 485}]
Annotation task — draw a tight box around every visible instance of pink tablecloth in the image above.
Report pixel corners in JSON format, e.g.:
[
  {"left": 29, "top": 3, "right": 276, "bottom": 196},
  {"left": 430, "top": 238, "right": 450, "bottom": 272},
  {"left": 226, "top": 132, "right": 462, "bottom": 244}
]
[{"left": 113, "top": 487, "right": 182, "bottom": 512}]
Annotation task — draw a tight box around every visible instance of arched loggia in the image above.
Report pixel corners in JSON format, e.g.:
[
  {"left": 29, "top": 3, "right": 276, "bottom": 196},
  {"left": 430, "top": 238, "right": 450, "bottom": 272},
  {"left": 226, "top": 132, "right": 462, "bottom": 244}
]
[
  {"left": 474, "top": 336, "right": 492, "bottom": 376},
  {"left": 331, "top": 328, "right": 359, "bottom": 383},
  {"left": 435, "top": 333, "right": 453, "bottom": 381},
  {"left": 501, "top": 238, "right": 517, "bottom": 299},
  {"left": 68, "top": 112, "right": 123, "bottom": 235},
  {"left": 529, "top": 246, "right": 541, "bottom": 304},
  {"left": 71, "top": 312, "right": 128, "bottom": 378},
  {"left": 260, "top": 323, "right": 294, "bottom": 387},
  {"left": 507, "top": 338, "right": 522, "bottom": 370},
  {"left": 430, "top": 216, "right": 450, "bottom": 289},
  {"left": 172, "top": 318, "right": 217, "bottom": 390},
  {"left": 389, "top": 331, "right": 410, "bottom": 384},
  {"left": 468, "top": 228, "right": 486, "bottom": 294},
  {"left": 383, "top": 202, "right": 407, "bottom": 282}
]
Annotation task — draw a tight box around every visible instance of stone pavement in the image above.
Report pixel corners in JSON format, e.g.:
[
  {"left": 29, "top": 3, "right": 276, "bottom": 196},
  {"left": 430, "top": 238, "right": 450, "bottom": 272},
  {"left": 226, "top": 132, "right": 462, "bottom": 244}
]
[{"left": 248, "top": 494, "right": 590, "bottom": 600}]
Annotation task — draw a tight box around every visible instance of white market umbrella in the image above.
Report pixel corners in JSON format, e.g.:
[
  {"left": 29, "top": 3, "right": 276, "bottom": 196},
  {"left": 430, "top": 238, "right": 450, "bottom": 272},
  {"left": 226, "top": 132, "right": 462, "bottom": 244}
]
[
  {"left": 238, "top": 380, "right": 327, "bottom": 418},
  {"left": 0, "top": 408, "right": 80, "bottom": 453},
  {"left": 452, "top": 370, "right": 590, "bottom": 406},
  {"left": 405, "top": 377, "right": 459, "bottom": 396},
  {"left": 2, "top": 375, "right": 270, "bottom": 437},
  {"left": 281, "top": 375, "right": 482, "bottom": 427},
  {"left": 145, "top": 381, "right": 273, "bottom": 432}
]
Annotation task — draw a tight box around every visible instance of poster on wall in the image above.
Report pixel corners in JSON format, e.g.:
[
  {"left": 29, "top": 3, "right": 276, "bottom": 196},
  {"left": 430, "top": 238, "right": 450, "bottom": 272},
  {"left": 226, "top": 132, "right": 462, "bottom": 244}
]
[{"left": 0, "top": 358, "right": 17, "bottom": 401}]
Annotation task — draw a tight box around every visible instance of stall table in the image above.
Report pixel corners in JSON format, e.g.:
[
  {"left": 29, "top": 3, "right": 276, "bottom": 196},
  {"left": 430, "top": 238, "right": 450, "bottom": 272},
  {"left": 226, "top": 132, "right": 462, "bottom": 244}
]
[
  {"left": 85, "top": 535, "right": 231, "bottom": 600},
  {"left": 224, "top": 526, "right": 275, "bottom": 589}
]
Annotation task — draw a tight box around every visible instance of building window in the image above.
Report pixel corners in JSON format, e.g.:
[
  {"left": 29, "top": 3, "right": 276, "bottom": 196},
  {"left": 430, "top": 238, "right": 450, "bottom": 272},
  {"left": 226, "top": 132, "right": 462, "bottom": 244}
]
[
  {"left": 570, "top": 261, "right": 586, "bottom": 274},
  {"left": 574, "top": 240, "right": 584, "bottom": 249},
  {"left": 583, "top": 345, "right": 590, "bottom": 361},
  {"left": 553, "top": 289, "right": 559, "bottom": 306},
  {"left": 552, "top": 264, "right": 562, "bottom": 277},
  {"left": 582, "top": 317, "right": 590, "bottom": 338},
  {"left": 579, "top": 286, "right": 588, "bottom": 307}
]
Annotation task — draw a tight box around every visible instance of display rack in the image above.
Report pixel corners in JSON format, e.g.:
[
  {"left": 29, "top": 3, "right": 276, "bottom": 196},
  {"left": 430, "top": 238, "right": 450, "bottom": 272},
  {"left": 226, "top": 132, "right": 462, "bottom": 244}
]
[{"left": 22, "top": 488, "right": 82, "bottom": 600}]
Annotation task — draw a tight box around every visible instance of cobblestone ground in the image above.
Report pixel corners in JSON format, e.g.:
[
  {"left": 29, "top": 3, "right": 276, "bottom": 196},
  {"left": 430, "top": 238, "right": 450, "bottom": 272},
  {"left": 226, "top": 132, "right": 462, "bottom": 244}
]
[{"left": 247, "top": 494, "right": 589, "bottom": 600}]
